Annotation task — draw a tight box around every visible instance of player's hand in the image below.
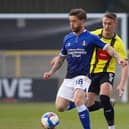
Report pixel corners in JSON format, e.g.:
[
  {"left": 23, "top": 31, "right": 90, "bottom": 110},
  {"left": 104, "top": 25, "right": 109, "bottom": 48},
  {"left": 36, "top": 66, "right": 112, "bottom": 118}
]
[
  {"left": 116, "top": 85, "right": 124, "bottom": 97},
  {"left": 117, "top": 59, "right": 128, "bottom": 66},
  {"left": 43, "top": 71, "right": 52, "bottom": 80}
]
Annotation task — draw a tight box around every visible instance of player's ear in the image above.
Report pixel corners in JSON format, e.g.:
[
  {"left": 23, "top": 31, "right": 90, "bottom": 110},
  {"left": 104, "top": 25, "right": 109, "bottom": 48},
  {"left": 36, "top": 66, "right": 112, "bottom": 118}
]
[{"left": 81, "top": 19, "right": 86, "bottom": 27}]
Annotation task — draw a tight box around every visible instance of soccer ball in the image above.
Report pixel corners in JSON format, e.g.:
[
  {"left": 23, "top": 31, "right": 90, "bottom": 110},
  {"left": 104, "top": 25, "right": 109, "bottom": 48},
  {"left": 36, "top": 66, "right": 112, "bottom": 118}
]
[{"left": 41, "top": 112, "right": 59, "bottom": 129}]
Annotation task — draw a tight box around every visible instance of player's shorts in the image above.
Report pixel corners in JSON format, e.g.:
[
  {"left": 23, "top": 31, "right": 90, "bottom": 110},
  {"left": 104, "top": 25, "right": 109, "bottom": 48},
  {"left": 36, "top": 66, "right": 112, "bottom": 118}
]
[
  {"left": 88, "top": 72, "right": 115, "bottom": 94},
  {"left": 57, "top": 75, "right": 91, "bottom": 102}
]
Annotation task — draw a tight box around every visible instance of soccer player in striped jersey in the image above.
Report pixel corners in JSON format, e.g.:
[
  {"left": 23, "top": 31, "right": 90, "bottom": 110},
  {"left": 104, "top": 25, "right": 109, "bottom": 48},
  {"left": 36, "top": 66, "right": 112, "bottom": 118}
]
[
  {"left": 87, "top": 13, "right": 128, "bottom": 129},
  {"left": 43, "top": 9, "right": 127, "bottom": 129}
]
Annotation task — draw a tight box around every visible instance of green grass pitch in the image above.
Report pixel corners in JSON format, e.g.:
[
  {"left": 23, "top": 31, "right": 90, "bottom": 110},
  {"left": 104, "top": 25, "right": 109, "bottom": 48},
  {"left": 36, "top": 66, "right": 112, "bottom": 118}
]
[{"left": 0, "top": 102, "right": 128, "bottom": 129}]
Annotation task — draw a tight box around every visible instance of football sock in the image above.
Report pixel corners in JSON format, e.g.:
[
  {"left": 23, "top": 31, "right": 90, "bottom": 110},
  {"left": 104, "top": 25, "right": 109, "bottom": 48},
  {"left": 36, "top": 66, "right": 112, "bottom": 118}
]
[
  {"left": 77, "top": 105, "right": 91, "bottom": 129},
  {"left": 65, "top": 102, "right": 75, "bottom": 110},
  {"left": 66, "top": 101, "right": 102, "bottom": 112},
  {"left": 88, "top": 101, "right": 102, "bottom": 112},
  {"left": 100, "top": 95, "right": 114, "bottom": 126}
]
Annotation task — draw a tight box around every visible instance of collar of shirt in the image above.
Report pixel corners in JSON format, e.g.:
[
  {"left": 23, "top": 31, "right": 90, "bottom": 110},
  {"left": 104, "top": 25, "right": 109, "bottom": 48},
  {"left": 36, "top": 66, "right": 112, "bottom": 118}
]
[{"left": 73, "top": 29, "right": 87, "bottom": 35}]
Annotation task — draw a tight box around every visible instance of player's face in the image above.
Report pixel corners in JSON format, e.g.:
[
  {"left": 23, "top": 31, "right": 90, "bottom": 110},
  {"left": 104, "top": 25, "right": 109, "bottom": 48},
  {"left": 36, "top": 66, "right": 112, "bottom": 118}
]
[
  {"left": 69, "top": 16, "right": 85, "bottom": 33},
  {"left": 102, "top": 17, "right": 117, "bottom": 35}
]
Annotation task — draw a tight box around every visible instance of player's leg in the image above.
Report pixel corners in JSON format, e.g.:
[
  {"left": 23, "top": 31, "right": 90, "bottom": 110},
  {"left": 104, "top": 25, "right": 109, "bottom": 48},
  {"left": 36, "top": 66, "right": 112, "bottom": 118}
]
[
  {"left": 74, "top": 76, "right": 91, "bottom": 129},
  {"left": 66, "top": 75, "right": 102, "bottom": 112},
  {"left": 99, "top": 73, "right": 115, "bottom": 129},
  {"left": 55, "top": 78, "right": 75, "bottom": 112},
  {"left": 55, "top": 96, "right": 70, "bottom": 112},
  {"left": 65, "top": 101, "right": 75, "bottom": 110},
  {"left": 87, "top": 74, "right": 102, "bottom": 111},
  {"left": 66, "top": 92, "right": 101, "bottom": 112},
  {"left": 66, "top": 74, "right": 115, "bottom": 112},
  {"left": 100, "top": 83, "right": 115, "bottom": 129},
  {"left": 74, "top": 88, "right": 91, "bottom": 129},
  {"left": 87, "top": 92, "right": 102, "bottom": 111}
]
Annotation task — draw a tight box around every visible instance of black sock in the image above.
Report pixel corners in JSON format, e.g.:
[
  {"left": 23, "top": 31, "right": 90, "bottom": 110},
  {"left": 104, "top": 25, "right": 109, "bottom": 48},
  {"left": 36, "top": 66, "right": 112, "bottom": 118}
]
[
  {"left": 100, "top": 95, "right": 114, "bottom": 126},
  {"left": 88, "top": 101, "right": 102, "bottom": 112}
]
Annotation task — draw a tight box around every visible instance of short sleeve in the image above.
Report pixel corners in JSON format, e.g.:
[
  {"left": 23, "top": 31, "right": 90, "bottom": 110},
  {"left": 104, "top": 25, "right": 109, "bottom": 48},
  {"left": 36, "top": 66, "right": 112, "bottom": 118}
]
[{"left": 60, "top": 38, "right": 67, "bottom": 56}]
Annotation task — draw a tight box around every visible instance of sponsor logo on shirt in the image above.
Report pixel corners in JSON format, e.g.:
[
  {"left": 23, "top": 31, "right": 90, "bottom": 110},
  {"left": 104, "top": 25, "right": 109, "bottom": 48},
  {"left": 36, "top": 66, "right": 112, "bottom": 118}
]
[
  {"left": 68, "top": 49, "right": 87, "bottom": 57},
  {"left": 97, "top": 49, "right": 110, "bottom": 60}
]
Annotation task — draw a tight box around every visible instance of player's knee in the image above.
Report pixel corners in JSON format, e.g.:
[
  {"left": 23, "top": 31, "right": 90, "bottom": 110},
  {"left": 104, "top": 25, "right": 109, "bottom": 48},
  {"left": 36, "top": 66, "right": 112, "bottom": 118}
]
[
  {"left": 100, "top": 95, "right": 111, "bottom": 108},
  {"left": 74, "top": 90, "right": 85, "bottom": 107},
  {"left": 56, "top": 104, "right": 65, "bottom": 112},
  {"left": 74, "top": 98, "right": 84, "bottom": 107}
]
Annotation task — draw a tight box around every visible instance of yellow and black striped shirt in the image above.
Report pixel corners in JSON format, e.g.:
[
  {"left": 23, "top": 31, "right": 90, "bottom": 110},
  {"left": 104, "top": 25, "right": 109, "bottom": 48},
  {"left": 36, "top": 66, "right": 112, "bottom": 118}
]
[{"left": 90, "top": 28, "right": 128, "bottom": 73}]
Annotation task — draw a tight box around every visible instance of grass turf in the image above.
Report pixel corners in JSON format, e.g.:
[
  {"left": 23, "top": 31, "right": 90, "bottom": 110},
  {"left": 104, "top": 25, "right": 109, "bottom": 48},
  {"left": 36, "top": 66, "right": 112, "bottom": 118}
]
[{"left": 0, "top": 102, "right": 128, "bottom": 129}]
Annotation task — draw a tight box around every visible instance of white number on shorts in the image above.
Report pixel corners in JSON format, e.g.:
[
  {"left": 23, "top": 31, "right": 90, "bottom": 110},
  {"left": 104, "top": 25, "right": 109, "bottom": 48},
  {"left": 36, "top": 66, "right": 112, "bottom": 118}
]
[{"left": 109, "top": 73, "right": 114, "bottom": 82}]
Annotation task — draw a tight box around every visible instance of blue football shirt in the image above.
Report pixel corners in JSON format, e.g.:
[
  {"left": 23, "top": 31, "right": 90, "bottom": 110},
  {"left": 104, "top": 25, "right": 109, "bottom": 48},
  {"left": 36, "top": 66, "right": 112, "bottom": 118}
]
[{"left": 60, "top": 30, "right": 108, "bottom": 78}]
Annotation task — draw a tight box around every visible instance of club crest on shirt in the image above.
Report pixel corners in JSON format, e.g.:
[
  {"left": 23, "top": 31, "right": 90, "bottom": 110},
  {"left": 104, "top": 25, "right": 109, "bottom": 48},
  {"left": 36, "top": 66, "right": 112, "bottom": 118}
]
[{"left": 82, "top": 40, "right": 87, "bottom": 46}]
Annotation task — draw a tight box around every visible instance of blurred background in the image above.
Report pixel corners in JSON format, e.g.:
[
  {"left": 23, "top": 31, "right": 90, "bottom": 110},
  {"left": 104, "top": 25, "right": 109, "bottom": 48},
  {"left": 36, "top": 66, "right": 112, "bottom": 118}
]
[{"left": 0, "top": 0, "right": 128, "bottom": 103}]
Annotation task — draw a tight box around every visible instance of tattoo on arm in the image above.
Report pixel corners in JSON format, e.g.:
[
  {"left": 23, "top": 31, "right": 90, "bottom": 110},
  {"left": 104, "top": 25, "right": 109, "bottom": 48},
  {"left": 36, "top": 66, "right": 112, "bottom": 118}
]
[{"left": 50, "top": 56, "right": 65, "bottom": 74}]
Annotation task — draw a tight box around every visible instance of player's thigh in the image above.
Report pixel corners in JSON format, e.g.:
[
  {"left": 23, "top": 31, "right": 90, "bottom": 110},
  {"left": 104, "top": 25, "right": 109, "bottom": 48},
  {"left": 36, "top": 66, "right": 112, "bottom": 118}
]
[
  {"left": 73, "top": 75, "right": 91, "bottom": 106},
  {"left": 74, "top": 88, "right": 86, "bottom": 106},
  {"left": 100, "top": 82, "right": 113, "bottom": 96},
  {"left": 56, "top": 79, "right": 74, "bottom": 111},
  {"left": 100, "top": 72, "right": 114, "bottom": 96},
  {"left": 56, "top": 80, "right": 74, "bottom": 102},
  {"left": 55, "top": 96, "right": 70, "bottom": 111}
]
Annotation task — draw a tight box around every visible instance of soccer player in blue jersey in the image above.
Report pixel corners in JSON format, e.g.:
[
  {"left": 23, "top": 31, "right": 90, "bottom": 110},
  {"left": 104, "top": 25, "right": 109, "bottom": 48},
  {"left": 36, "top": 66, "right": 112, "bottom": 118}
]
[{"left": 43, "top": 9, "right": 126, "bottom": 129}]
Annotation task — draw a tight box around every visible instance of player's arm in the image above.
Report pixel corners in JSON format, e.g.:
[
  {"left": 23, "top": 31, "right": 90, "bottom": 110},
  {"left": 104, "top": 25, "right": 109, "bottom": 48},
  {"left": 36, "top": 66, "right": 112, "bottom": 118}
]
[
  {"left": 105, "top": 44, "right": 128, "bottom": 96},
  {"left": 92, "top": 34, "right": 127, "bottom": 65},
  {"left": 50, "top": 55, "right": 59, "bottom": 66},
  {"left": 50, "top": 55, "right": 65, "bottom": 73},
  {"left": 116, "top": 60, "right": 128, "bottom": 96},
  {"left": 43, "top": 55, "right": 65, "bottom": 80},
  {"left": 115, "top": 40, "right": 129, "bottom": 96},
  {"left": 105, "top": 45, "right": 127, "bottom": 66}
]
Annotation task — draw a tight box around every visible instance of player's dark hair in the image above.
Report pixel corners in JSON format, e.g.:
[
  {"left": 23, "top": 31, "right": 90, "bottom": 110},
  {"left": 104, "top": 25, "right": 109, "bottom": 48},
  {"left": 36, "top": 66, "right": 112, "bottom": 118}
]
[
  {"left": 103, "top": 12, "right": 117, "bottom": 20},
  {"left": 69, "top": 8, "right": 87, "bottom": 21}
]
